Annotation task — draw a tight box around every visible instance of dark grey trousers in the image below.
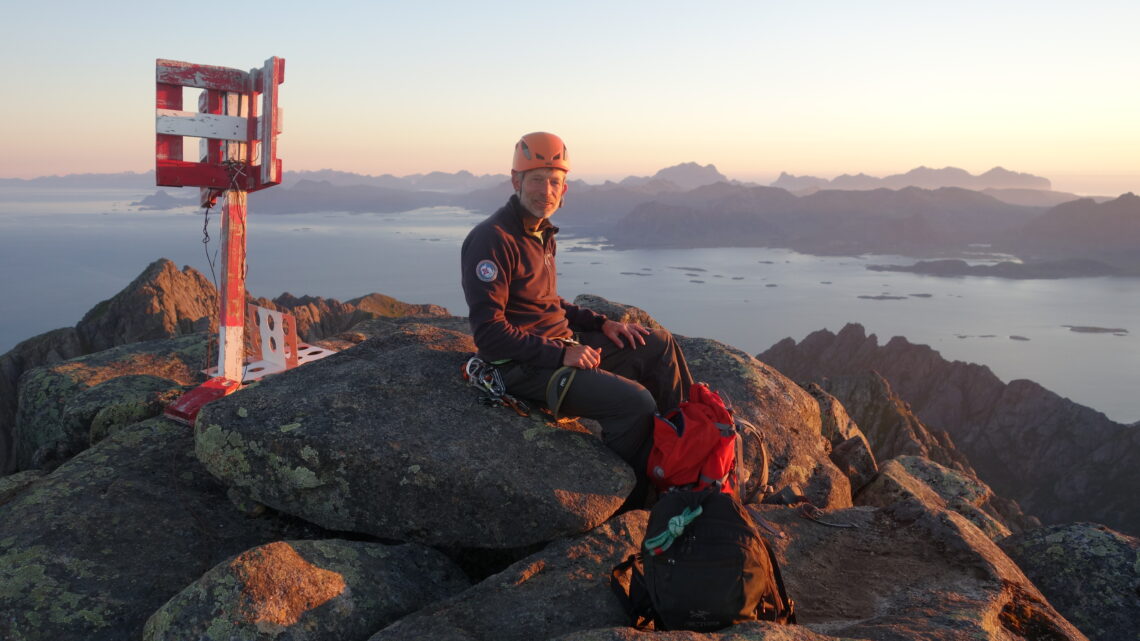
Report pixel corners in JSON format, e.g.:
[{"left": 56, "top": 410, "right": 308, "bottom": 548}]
[{"left": 498, "top": 328, "right": 694, "bottom": 467}]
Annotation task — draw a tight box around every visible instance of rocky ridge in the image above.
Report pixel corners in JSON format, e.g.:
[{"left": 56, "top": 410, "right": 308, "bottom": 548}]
[
  {"left": 760, "top": 323, "right": 1139, "bottom": 536},
  {"left": 0, "top": 258, "right": 446, "bottom": 474},
  {"left": 1, "top": 260, "right": 1135, "bottom": 640}
]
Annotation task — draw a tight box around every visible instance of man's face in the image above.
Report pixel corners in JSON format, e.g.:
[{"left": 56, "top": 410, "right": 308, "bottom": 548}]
[{"left": 513, "top": 168, "right": 568, "bottom": 220}]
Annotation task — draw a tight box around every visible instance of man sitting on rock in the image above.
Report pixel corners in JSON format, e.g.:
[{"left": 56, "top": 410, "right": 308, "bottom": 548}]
[{"left": 461, "top": 131, "right": 693, "bottom": 501}]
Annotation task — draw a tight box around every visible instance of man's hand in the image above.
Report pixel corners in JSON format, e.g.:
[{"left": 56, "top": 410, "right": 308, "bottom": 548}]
[
  {"left": 602, "top": 319, "right": 650, "bottom": 349},
  {"left": 563, "top": 343, "right": 602, "bottom": 369}
]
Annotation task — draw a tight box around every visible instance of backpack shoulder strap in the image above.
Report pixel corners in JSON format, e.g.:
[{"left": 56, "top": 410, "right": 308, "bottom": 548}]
[
  {"left": 610, "top": 554, "right": 655, "bottom": 629},
  {"left": 761, "top": 536, "right": 797, "bottom": 624}
]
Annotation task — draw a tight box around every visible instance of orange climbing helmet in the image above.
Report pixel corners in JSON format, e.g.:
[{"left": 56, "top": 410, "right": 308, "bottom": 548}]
[{"left": 512, "top": 132, "right": 570, "bottom": 173}]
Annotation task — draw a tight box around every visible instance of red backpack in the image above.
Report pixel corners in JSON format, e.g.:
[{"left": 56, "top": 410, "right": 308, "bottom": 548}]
[{"left": 647, "top": 383, "right": 743, "bottom": 497}]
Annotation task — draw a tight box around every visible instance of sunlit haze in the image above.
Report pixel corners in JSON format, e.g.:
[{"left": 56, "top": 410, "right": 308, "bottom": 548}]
[{"left": 2, "top": 1, "right": 1137, "bottom": 195}]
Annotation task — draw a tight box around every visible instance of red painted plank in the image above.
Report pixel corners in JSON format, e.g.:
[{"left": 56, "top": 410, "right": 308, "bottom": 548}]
[
  {"left": 156, "top": 160, "right": 270, "bottom": 190},
  {"left": 163, "top": 376, "right": 241, "bottom": 425},
  {"left": 156, "top": 83, "right": 183, "bottom": 165},
  {"left": 156, "top": 82, "right": 183, "bottom": 110},
  {"left": 199, "top": 90, "right": 226, "bottom": 165},
  {"left": 156, "top": 58, "right": 249, "bottom": 93},
  {"left": 220, "top": 192, "right": 247, "bottom": 328},
  {"left": 156, "top": 160, "right": 231, "bottom": 188}
]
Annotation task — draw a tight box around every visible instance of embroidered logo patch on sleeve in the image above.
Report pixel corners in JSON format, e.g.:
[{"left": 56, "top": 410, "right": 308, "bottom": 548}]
[{"left": 476, "top": 259, "right": 499, "bottom": 282}]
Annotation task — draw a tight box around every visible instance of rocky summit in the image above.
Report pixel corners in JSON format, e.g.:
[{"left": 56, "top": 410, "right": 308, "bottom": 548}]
[{"left": 1, "top": 259, "right": 1135, "bottom": 640}]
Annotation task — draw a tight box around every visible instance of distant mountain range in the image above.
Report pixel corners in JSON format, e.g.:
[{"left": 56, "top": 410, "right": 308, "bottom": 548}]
[
  {"left": 605, "top": 186, "right": 1140, "bottom": 273},
  {"left": 773, "top": 166, "right": 1052, "bottom": 192},
  {"left": 280, "top": 169, "right": 508, "bottom": 193},
  {"left": 605, "top": 184, "right": 1039, "bottom": 254},
  {"left": 0, "top": 163, "right": 1054, "bottom": 196},
  {"left": 6, "top": 165, "right": 1136, "bottom": 276},
  {"left": 615, "top": 162, "right": 729, "bottom": 191},
  {"left": 0, "top": 171, "right": 156, "bottom": 188},
  {"left": 1008, "top": 193, "right": 1140, "bottom": 256}
]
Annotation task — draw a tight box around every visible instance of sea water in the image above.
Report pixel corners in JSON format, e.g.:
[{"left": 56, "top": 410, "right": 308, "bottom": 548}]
[{"left": 0, "top": 188, "right": 1136, "bottom": 424}]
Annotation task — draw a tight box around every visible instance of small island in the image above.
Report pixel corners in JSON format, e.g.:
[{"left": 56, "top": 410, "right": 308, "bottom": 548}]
[
  {"left": 1063, "top": 325, "right": 1128, "bottom": 335},
  {"left": 130, "top": 190, "right": 197, "bottom": 211},
  {"left": 866, "top": 258, "right": 1131, "bottom": 279}
]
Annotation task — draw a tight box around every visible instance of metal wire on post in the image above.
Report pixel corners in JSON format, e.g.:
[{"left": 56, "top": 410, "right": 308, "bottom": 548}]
[
  {"left": 197, "top": 193, "right": 222, "bottom": 374},
  {"left": 221, "top": 161, "right": 250, "bottom": 283},
  {"left": 201, "top": 198, "right": 220, "bottom": 294}
]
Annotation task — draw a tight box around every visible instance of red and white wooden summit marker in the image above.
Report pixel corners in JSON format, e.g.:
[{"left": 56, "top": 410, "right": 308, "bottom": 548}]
[{"left": 155, "top": 57, "right": 334, "bottom": 425}]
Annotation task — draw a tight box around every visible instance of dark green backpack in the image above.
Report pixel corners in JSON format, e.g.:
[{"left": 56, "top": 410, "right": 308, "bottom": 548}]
[{"left": 611, "top": 489, "right": 796, "bottom": 631}]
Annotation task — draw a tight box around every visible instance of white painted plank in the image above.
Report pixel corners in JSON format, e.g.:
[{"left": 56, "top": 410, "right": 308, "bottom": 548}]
[
  {"left": 224, "top": 93, "right": 249, "bottom": 163},
  {"left": 156, "top": 109, "right": 248, "bottom": 141},
  {"left": 217, "top": 325, "right": 245, "bottom": 382},
  {"left": 259, "top": 57, "right": 283, "bottom": 185}
]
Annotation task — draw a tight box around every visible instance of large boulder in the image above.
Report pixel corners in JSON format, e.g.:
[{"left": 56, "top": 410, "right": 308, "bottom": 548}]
[
  {"left": 1000, "top": 523, "right": 1139, "bottom": 641},
  {"left": 0, "top": 327, "right": 85, "bottom": 473},
  {"left": 13, "top": 334, "right": 207, "bottom": 470},
  {"left": 572, "top": 294, "right": 666, "bottom": 330},
  {"left": 801, "top": 382, "right": 862, "bottom": 444},
  {"left": 195, "top": 322, "right": 635, "bottom": 548},
  {"left": 144, "top": 539, "right": 470, "bottom": 641},
  {"left": 0, "top": 417, "right": 330, "bottom": 641},
  {"left": 368, "top": 511, "right": 647, "bottom": 641},
  {"left": 857, "top": 456, "right": 1019, "bottom": 540},
  {"left": 801, "top": 383, "right": 878, "bottom": 492},
  {"left": 756, "top": 500, "right": 1086, "bottom": 640}
]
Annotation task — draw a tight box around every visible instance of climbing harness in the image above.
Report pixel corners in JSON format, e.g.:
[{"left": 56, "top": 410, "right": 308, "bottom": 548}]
[{"left": 462, "top": 356, "right": 530, "bottom": 417}]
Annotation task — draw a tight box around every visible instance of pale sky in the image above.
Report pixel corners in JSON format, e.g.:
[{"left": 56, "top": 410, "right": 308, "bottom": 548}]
[{"left": 2, "top": 1, "right": 1137, "bottom": 195}]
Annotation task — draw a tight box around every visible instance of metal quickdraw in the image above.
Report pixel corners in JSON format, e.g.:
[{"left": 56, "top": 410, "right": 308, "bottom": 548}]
[{"left": 462, "top": 356, "right": 530, "bottom": 417}]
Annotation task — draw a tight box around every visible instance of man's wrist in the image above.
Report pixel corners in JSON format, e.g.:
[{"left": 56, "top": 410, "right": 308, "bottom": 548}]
[{"left": 595, "top": 316, "right": 609, "bottom": 331}]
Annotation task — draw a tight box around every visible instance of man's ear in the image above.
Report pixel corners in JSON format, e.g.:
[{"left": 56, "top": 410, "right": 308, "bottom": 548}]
[{"left": 510, "top": 170, "right": 522, "bottom": 191}]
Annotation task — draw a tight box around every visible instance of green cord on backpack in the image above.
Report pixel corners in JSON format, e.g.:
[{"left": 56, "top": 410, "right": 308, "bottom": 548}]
[{"left": 643, "top": 505, "right": 703, "bottom": 555}]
